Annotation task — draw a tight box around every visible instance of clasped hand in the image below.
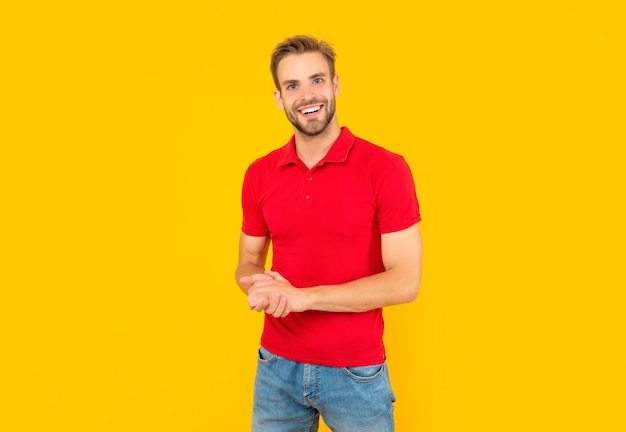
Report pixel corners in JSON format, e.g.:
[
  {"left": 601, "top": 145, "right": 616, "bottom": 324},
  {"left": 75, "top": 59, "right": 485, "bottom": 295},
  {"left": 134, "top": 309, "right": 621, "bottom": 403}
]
[{"left": 239, "top": 270, "right": 304, "bottom": 318}]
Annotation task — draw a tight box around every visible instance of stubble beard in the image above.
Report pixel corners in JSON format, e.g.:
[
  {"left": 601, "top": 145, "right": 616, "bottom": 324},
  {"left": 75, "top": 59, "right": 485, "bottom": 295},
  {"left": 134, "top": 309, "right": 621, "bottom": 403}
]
[{"left": 286, "top": 96, "right": 336, "bottom": 137}]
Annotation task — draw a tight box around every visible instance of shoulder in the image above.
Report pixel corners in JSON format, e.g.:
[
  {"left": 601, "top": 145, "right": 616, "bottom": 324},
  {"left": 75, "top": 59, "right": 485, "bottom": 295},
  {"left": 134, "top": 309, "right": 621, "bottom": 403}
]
[
  {"left": 352, "top": 135, "right": 409, "bottom": 169},
  {"left": 245, "top": 146, "right": 286, "bottom": 174}
]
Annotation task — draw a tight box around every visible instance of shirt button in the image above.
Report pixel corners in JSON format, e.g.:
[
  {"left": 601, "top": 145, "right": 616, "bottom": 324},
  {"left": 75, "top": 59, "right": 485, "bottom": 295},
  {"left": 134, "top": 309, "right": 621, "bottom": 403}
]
[
  {"left": 308, "top": 177, "right": 313, "bottom": 181},
  {"left": 305, "top": 195, "right": 311, "bottom": 200}
]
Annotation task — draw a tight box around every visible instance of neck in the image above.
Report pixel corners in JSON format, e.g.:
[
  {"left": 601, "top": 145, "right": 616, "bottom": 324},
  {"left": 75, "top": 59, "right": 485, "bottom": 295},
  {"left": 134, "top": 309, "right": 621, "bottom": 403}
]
[{"left": 294, "top": 119, "right": 341, "bottom": 169}]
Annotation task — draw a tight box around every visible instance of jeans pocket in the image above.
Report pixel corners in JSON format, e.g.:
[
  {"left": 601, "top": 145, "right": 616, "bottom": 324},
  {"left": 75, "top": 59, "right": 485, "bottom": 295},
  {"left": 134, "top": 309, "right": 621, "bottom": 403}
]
[
  {"left": 257, "top": 346, "right": 278, "bottom": 365},
  {"left": 342, "top": 363, "right": 386, "bottom": 382}
]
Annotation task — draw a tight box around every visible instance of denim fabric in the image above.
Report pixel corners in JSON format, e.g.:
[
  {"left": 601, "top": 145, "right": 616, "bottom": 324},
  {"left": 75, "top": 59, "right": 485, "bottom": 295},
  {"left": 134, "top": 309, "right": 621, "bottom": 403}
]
[{"left": 252, "top": 346, "right": 396, "bottom": 432}]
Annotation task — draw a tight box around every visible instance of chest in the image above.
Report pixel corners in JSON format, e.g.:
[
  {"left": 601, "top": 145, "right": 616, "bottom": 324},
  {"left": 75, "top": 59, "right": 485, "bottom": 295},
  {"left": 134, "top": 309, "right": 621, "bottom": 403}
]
[{"left": 259, "top": 164, "right": 378, "bottom": 240}]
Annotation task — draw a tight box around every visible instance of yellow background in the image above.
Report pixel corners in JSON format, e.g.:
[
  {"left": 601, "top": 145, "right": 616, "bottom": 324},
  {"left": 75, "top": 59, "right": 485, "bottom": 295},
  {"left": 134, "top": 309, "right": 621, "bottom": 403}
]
[{"left": 1, "top": 1, "right": 624, "bottom": 431}]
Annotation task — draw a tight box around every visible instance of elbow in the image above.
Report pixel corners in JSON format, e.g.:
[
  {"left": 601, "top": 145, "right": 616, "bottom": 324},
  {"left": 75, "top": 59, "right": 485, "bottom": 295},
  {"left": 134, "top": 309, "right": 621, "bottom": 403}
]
[
  {"left": 406, "top": 266, "right": 422, "bottom": 302},
  {"left": 407, "top": 282, "right": 420, "bottom": 303},
  {"left": 398, "top": 280, "right": 420, "bottom": 304}
]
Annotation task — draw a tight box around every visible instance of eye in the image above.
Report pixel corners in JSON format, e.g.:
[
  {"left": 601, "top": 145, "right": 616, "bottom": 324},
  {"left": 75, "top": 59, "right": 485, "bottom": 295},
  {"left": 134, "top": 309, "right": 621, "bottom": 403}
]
[
  {"left": 286, "top": 84, "right": 297, "bottom": 90},
  {"left": 313, "top": 78, "right": 323, "bottom": 85}
]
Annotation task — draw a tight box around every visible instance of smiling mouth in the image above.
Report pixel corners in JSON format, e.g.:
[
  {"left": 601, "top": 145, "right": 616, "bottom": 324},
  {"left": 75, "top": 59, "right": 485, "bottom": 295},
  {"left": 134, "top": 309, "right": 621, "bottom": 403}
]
[{"left": 298, "top": 105, "right": 323, "bottom": 116}]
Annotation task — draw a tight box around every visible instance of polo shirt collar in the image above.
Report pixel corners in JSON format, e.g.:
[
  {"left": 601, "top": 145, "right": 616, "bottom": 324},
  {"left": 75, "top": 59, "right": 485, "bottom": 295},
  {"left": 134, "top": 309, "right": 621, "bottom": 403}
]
[{"left": 277, "top": 127, "right": 355, "bottom": 167}]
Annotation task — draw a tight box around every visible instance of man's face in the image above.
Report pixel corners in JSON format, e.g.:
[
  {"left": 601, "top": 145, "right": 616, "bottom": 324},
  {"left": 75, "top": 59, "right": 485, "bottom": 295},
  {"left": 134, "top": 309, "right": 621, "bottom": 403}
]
[{"left": 273, "top": 52, "right": 340, "bottom": 137}]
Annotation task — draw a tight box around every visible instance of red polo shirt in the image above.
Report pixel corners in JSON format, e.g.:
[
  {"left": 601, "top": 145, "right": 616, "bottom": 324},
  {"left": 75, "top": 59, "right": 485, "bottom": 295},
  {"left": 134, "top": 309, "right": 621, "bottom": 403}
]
[{"left": 241, "top": 127, "right": 420, "bottom": 367}]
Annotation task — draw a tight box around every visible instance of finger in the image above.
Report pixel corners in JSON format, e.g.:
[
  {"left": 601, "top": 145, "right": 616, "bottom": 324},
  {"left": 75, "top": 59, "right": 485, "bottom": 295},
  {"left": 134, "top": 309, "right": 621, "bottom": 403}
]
[
  {"left": 281, "top": 303, "right": 292, "bottom": 318},
  {"left": 240, "top": 273, "right": 275, "bottom": 286},
  {"left": 271, "top": 294, "right": 288, "bottom": 318},
  {"left": 246, "top": 279, "right": 276, "bottom": 289},
  {"left": 264, "top": 270, "right": 288, "bottom": 282},
  {"left": 255, "top": 298, "right": 269, "bottom": 312},
  {"left": 248, "top": 299, "right": 258, "bottom": 310},
  {"left": 250, "top": 297, "right": 269, "bottom": 312},
  {"left": 265, "top": 293, "right": 281, "bottom": 315}
]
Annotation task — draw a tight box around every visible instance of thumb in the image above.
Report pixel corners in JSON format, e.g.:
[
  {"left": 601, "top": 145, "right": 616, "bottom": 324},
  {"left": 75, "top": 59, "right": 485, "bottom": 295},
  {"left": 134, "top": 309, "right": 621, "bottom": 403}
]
[
  {"left": 264, "top": 270, "right": 287, "bottom": 282},
  {"left": 239, "top": 276, "right": 253, "bottom": 286}
]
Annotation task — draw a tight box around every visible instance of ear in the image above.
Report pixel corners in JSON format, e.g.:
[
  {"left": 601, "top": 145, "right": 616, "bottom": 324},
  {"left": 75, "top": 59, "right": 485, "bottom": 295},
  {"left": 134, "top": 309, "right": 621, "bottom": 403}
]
[
  {"left": 273, "top": 89, "right": 284, "bottom": 110},
  {"left": 333, "top": 75, "right": 340, "bottom": 96}
]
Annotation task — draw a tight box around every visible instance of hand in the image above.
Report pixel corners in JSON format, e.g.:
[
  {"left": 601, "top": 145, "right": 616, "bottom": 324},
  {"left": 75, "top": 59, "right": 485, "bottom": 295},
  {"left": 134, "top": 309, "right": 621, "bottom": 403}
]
[
  {"left": 239, "top": 271, "right": 292, "bottom": 318},
  {"left": 241, "top": 271, "right": 305, "bottom": 318}
]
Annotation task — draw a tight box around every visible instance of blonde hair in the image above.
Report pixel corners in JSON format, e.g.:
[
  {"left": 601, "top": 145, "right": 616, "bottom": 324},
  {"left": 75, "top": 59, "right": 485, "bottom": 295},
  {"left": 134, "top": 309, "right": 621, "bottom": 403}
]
[{"left": 270, "top": 35, "right": 336, "bottom": 89}]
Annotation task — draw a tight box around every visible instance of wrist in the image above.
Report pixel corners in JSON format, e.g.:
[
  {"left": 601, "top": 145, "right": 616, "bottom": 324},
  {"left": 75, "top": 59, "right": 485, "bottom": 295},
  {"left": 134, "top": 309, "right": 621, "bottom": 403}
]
[{"left": 302, "top": 286, "right": 321, "bottom": 312}]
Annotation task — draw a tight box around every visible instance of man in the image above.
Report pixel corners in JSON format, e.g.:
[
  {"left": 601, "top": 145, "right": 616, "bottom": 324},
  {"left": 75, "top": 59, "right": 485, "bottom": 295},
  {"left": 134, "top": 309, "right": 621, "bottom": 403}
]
[{"left": 236, "top": 35, "right": 422, "bottom": 431}]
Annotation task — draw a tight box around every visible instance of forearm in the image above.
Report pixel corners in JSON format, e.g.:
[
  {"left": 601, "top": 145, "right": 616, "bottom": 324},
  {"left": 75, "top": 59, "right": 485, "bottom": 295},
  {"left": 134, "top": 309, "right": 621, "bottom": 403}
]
[
  {"left": 236, "top": 233, "right": 270, "bottom": 294},
  {"left": 239, "top": 225, "right": 422, "bottom": 315},
  {"left": 304, "top": 266, "right": 421, "bottom": 313},
  {"left": 235, "top": 262, "right": 266, "bottom": 294}
]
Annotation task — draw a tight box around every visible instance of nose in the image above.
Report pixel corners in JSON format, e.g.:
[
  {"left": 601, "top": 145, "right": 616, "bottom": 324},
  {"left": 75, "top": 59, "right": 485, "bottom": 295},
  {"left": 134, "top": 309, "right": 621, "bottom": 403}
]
[{"left": 298, "top": 82, "right": 316, "bottom": 101}]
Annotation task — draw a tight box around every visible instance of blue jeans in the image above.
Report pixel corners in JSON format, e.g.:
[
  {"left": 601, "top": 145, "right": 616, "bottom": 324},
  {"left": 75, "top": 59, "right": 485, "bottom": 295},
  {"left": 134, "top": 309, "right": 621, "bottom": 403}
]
[{"left": 252, "top": 346, "right": 396, "bottom": 432}]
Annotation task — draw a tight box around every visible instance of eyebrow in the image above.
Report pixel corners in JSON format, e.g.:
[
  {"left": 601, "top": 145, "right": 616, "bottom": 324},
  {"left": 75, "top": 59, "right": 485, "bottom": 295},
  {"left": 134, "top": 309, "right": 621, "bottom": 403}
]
[{"left": 281, "top": 72, "right": 328, "bottom": 87}]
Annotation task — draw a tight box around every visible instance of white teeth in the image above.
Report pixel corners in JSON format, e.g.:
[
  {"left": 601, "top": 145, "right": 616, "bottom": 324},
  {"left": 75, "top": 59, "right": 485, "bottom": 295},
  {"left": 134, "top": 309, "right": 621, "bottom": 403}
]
[{"left": 302, "top": 106, "right": 321, "bottom": 114}]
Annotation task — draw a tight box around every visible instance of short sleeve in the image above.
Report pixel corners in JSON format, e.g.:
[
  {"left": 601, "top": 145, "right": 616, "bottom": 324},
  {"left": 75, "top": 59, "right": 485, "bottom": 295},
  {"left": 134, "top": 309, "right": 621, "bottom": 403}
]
[
  {"left": 241, "top": 165, "right": 270, "bottom": 237},
  {"left": 374, "top": 155, "right": 421, "bottom": 234}
]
